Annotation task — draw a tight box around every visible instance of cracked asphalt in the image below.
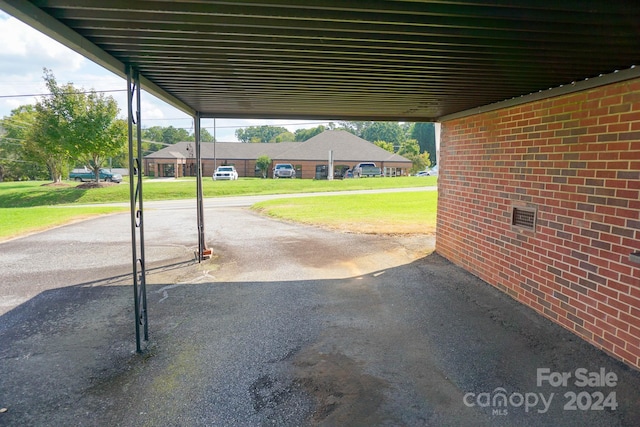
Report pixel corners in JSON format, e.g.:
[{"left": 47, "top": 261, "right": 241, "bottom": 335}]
[{"left": 1, "top": 195, "right": 640, "bottom": 426}]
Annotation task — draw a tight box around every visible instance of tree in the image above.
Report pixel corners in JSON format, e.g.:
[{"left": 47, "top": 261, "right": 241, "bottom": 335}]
[
  {"left": 362, "top": 122, "right": 405, "bottom": 147},
  {"left": 411, "top": 122, "right": 437, "bottom": 164},
  {"left": 162, "top": 126, "right": 191, "bottom": 144},
  {"left": 413, "top": 152, "right": 432, "bottom": 173},
  {"left": 1, "top": 106, "right": 49, "bottom": 181},
  {"left": 29, "top": 69, "right": 127, "bottom": 183},
  {"left": 200, "top": 128, "right": 215, "bottom": 142},
  {"left": 398, "top": 138, "right": 420, "bottom": 158},
  {"left": 142, "top": 126, "right": 172, "bottom": 155},
  {"left": 294, "top": 125, "right": 326, "bottom": 141},
  {"left": 29, "top": 70, "right": 78, "bottom": 182},
  {"left": 339, "top": 121, "right": 369, "bottom": 136},
  {"left": 143, "top": 125, "right": 192, "bottom": 145},
  {"left": 142, "top": 126, "right": 165, "bottom": 143},
  {"left": 274, "top": 131, "right": 295, "bottom": 142},
  {"left": 236, "top": 125, "right": 289, "bottom": 143},
  {"left": 399, "top": 139, "right": 431, "bottom": 173},
  {"left": 339, "top": 121, "right": 406, "bottom": 150},
  {"left": 256, "top": 155, "right": 271, "bottom": 178},
  {"left": 373, "top": 140, "right": 395, "bottom": 153},
  {"left": 70, "top": 91, "right": 127, "bottom": 182}
]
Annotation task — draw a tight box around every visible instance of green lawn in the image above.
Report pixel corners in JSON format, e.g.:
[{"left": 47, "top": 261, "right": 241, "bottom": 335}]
[
  {"left": 0, "top": 177, "right": 438, "bottom": 240},
  {"left": 0, "top": 206, "right": 127, "bottom": 241},
  {"left": 0, "top": 176, "right": 437, "bottom": 208},
  {"left": 253, "top": 190, "right": 438, "bottom": 234}
]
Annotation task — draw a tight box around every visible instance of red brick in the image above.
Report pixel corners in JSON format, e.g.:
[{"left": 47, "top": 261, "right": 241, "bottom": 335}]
[
  {"left": 439, "top": 77, "right": 640, "bottom": 370},
  {"left": 618, "top": 330, "right": 640, "bottom": 348},
  {"left": 614, "top": 346, "right": 639, "bottom": 365},
  {"left": 625, "top": 343, "right": 640, "bottom": 360}
]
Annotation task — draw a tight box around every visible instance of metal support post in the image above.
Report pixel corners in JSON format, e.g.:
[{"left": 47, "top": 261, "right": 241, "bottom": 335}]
[
  {"left": 127, "top": 66, "right": 148, "bottom": 353},
  {"left": 195, "top": 112, "right": 206, "bottom": 262}
]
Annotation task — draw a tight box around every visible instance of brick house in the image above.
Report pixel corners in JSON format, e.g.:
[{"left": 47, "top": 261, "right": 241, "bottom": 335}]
[{"left": 144, "top": 130, "right": 412, "bottom": 179}]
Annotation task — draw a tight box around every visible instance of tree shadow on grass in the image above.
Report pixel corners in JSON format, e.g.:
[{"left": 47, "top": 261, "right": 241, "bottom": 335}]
[{"left": 0, "top": 184, "right": 88, "bottom": 207}]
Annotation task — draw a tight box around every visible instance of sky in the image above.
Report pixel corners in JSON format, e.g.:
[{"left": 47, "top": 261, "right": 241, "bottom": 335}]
[{"left": 0, "top": 11, "right": 334, "bottom": 142}]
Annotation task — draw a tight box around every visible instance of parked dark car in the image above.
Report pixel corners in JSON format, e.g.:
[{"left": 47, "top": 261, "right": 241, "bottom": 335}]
[{"left": 69, "top": 168, "right": 122, "bottom": 183}]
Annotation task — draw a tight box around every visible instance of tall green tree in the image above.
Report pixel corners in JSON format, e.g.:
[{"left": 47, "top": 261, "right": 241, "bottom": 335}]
[
  {"left": 339, "top": 121, "right": 406, "bottom": 149},
  {"left": 142, "top": 126, "right": 164, "bottom": 142},
  {"left": 236, "top": 125, "right": 289, "bottom": 143},
  {"left": 398, "top": 138, "right": 420, "bottom": 158},
  {"left": 143, "top": 125, "right": 191, "bottom": 145},
  {"left": 29, "top": 70, "right": 78, "bottom": 182},
  {"left": 1, "top": 106, "right": 48, "bottom": 181},
  {"left": 200, "top": 128, "right": 215, "bottom": 142},
  {"left": 361, "top": 122, "right": 405, "bottom": 147},
  {"left": 411, "top": 122, "right": 437, "bottom": 164},
  {"left": 162, "top": 126, "right": 191, "bottom": 144},
  {"left": 274, "top": 131, "right": 295, "bottom": 142},
  {"left": 70, "top": 91, "right": 127, "bottom": 182},
  {"left": 30, "top": 69, "right": 127, "bottom": 183},
  {"left": 294, "top": 125, "right": 326, "bottom": 141},
  {"left": 141, "top": 126, "right": 169, "bottom": 154},
  {"left": 339, "top": 121, "right": 369, "bottom": 137},
  {"left": 399, "top": 139, "right": 431, "bottom": 173}
]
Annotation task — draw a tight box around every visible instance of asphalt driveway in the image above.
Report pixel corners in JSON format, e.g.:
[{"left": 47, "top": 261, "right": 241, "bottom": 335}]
[{"left": 1, "top": 196, "right": 640, "bottom": 426}]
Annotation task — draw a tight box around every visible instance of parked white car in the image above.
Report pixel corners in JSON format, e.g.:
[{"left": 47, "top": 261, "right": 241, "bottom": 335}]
[
  {"left": 416, "top": 165, "right": 438, "bottom": 177},
  {"left": 212, "top": 165, "right": 238, "bottom": 180}
]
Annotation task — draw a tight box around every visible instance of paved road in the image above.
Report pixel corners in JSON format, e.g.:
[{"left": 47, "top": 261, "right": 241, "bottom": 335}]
[{"left": 1, "top": 194, "right": 640, "bottom": 426}]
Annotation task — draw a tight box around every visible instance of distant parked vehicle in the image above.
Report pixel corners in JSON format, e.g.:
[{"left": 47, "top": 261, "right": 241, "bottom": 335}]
[
  {"left": 352, "top": 162, "right": 382, "bottom": 177},
  {"left": 416, "top": 165, "right": 438, "bottom": 177},
  {"left": 69, "top": 168, "right": 122, "bottom": 183},
  {"left": 273, "top": 163, "right": 296, "bottom": 178},
  {"left": 212, "top": 165, "right": 238, "bottom": 180}
]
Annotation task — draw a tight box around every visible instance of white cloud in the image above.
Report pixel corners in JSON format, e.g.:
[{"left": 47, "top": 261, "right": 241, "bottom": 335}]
[{"left": 0, "top": 12, "right": 85, "bottom": 74}]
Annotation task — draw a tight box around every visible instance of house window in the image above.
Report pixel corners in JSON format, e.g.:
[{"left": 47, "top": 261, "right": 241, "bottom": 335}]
[{"left": 511, "top": 206, "right": 536, "bottom": 231}]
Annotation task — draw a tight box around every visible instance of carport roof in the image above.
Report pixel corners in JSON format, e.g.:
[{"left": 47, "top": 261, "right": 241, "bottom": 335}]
[{"left": 2, "top": 1, "right": 640, "bottom": 121}]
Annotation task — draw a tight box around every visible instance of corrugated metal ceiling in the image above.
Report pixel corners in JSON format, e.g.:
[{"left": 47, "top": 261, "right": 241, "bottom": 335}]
[{"left": 3, "top": 0, "right": 640, "bottom": 121}]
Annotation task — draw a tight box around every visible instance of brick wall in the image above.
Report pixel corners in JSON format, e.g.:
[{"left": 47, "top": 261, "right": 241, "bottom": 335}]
[{"left": 437, "top": 78, "right": 640, "bottom": 369}]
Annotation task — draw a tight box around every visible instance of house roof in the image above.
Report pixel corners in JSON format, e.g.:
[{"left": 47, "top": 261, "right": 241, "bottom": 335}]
[
  {"left": 145, "top": 130, "right": 411, "bottom": 164},
  {"left": 3, "top": 1, "right": 639, "bottom": 122}
]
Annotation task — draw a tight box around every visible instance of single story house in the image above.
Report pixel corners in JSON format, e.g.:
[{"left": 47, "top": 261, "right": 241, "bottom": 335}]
[{"left": 143, "top": 130, "right": 413, "bottom": 179}]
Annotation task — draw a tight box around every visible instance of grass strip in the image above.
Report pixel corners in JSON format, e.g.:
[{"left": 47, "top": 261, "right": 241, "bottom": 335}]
[
  {"left": 0, "top": 176, "right": 437, "bottom": 208},
  {"left": 0, "top": 206, "right": 127, "bottom": 241},
  {"left": 252, "top": 190, "right": 438, "bottom": 234}
]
